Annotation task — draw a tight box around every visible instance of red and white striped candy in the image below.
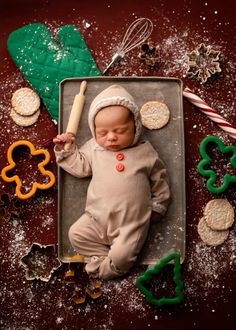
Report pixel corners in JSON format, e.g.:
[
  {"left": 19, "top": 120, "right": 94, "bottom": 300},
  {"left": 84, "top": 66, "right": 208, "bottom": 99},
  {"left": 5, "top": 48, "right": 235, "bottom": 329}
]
[{"left": 183, "top": 87, "right": 236, "bottom": 139}]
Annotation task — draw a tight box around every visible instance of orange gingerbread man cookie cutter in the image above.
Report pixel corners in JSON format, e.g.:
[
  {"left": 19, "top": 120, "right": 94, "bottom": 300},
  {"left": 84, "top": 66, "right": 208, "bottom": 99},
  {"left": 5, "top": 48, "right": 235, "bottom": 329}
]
[{"left": 1, "top": 140, "right": 55, "bottom": 200}]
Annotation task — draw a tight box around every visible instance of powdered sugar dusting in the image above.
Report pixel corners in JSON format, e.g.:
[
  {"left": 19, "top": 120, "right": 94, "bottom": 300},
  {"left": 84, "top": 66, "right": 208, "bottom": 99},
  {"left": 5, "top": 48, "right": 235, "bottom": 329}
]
[
  {"left": 0, "top": 2, "right": 236, "bottom": 328},
  {"left": 185, "top": 230, "right": 236, "bottom": 300}
]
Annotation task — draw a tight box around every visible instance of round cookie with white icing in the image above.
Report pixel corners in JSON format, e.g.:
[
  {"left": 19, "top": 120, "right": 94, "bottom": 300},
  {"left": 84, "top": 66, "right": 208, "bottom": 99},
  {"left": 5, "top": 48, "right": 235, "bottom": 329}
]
[
  {"left": 204, "top": 199, "right": 234, "bottom": 231},
  {"left": 140, "top": 100, "right": 170, "bottom": 130},
  {"left": 10, "top": 108, "right": 40, "bottom": 127},
  {"left": 11, "top": 87, "right": 40, "bottom": 116},
  {"left": 197, "top": 217, "right": 229, "bottom": 246}
]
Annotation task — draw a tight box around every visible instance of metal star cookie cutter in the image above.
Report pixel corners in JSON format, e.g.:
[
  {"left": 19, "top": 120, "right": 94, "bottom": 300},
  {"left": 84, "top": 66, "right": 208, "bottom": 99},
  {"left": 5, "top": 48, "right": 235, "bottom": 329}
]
[
  {"left": 1, "top": 140, "right": 56, "bottom": 200},
  {"left": 197, "top": 135, "right": 236, "bottom": 194},
  {"left": 186, "top": 43, "right": 222, "bottom": 83},
  {"left": 138, "top": 42, "right": 161, "bottom": 67},
  {"left": 20, "top": 243, "right": 62, "bottom": 282}
]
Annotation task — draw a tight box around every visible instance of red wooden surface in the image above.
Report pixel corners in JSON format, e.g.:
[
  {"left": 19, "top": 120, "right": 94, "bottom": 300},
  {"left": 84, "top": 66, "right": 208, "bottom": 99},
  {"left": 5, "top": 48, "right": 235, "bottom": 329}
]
[{"left": 0, "top": 0, "right": 236, "bottom": 329}]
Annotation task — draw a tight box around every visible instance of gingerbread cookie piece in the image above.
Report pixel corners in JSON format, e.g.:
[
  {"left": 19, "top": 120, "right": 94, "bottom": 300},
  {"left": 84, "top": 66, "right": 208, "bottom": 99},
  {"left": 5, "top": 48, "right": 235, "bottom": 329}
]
[
  {"left": 10, "top": 108, "right": 40, "bottom": 127},
  {"left": 11, "top": 87, "right": 40, "bottom": 116},
  {"left": 204, "top": 199, "right": 234, "bottom": 231},
  {"left": 197, "top": 217, "right": 229, "bottom": 246},
  {"left": 140, "top": 100, "right": 170, "bottom": 130}
]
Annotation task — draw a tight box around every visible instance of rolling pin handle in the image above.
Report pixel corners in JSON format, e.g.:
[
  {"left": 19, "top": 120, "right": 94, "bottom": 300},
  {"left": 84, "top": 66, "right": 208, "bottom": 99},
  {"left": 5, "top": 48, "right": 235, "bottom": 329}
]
[{"left": 80, "top": 80, "right": 87, "bottom": 94}]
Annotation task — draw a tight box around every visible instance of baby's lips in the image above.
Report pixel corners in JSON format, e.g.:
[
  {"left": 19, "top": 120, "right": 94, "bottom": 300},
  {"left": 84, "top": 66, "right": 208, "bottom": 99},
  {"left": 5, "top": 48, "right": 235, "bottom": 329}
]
[{"left": 1, "top": 140, "right": 56, "bottom": 200}]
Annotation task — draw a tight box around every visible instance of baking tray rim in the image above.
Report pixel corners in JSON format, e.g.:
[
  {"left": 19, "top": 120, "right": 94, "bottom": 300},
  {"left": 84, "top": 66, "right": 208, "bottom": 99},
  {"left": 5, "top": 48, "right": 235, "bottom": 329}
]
[{"left": 57, "top": 76, "right": 186, "bottom": 264}]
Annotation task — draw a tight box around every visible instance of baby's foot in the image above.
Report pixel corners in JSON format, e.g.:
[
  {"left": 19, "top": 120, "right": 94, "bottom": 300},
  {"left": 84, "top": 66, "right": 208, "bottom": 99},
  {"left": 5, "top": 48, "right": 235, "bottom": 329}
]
[
  {"left": 98, "top": 257, "right": 127, "bottom": 280},
  {"left": 85, "top": 256, "right": 105, "bottom": 277}
]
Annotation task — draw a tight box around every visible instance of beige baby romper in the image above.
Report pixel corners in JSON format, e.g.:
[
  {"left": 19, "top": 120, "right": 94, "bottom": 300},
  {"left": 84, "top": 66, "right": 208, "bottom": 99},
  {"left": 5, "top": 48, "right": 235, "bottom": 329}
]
[
  {"left": 55, "top": 138, "right": 170, "bottom": 279},
  {"left": 55, "top": 84, "right": 170, "bottom": 279}
]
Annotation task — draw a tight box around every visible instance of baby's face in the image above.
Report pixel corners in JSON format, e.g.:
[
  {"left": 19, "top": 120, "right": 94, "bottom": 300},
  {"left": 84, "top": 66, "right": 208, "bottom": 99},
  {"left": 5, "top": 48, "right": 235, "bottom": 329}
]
[{"left": 94, "top": 105, "right": 135, "bottom": 151}]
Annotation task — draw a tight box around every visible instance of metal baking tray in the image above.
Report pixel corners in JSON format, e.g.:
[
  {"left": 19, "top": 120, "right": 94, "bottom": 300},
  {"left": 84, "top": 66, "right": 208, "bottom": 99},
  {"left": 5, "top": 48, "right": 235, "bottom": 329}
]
[{"left": 58, "top": 77, "right": 186, "bottom": 264}]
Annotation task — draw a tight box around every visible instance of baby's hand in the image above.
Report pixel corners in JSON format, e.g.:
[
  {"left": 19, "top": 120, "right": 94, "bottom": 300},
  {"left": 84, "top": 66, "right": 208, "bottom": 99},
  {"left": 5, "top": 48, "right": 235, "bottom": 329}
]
[{"left": 53, "top": 133, "right": 75, "bottom": 151}]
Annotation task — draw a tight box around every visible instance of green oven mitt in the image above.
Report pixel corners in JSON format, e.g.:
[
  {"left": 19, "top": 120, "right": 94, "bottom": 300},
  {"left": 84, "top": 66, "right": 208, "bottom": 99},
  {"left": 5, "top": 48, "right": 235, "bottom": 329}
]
[{"left": 7, "top": 23, "right": 101, "bottom": 121}]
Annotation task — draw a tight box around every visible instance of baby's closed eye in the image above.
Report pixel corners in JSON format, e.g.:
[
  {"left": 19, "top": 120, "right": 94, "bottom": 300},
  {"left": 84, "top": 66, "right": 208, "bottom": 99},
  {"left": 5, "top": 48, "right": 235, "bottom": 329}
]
[
  {"left": 115, "top": 128, "right": 127, "bottom": 134},
  {"left": 96, "top": 130, "right": 107, "bottom": 137}
]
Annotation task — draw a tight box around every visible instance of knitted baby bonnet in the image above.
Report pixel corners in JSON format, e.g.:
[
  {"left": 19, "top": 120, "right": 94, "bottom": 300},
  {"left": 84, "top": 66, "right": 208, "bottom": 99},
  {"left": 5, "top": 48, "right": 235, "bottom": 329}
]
[{"left": 88, "top": 84, "right": 142, "bottom": 145}]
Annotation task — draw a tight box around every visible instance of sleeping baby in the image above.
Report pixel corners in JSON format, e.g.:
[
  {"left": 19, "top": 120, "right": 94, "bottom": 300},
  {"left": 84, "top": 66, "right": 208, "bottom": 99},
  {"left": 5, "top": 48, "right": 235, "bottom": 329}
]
[{"left": 53, "top": 84, "right": 170, "bottom": 280}]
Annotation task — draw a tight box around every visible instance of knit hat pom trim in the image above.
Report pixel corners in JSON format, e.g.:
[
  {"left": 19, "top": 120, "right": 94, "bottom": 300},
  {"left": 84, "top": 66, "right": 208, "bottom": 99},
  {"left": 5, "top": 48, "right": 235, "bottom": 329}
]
[{"left": 92, "top": 96, "right": 139, "bottom": 117}]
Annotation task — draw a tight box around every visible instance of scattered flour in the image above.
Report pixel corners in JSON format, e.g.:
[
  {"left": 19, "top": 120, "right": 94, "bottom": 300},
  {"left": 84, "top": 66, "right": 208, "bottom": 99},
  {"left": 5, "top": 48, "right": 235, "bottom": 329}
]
[{"left": 0, "top": 5, "right": 236, "bottom": 329}]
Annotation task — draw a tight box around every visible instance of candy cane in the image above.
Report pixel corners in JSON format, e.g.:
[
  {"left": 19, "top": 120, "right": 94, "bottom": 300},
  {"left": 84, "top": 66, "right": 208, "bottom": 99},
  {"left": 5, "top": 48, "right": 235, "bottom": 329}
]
[{"left": 183, "top": 87, "right": 236, "bottom": 139}]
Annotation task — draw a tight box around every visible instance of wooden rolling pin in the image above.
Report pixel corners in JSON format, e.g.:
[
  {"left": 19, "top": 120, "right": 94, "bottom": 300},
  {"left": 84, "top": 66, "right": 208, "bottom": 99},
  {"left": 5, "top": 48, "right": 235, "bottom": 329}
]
[{"left": 64, "top": 80, "right": 87, "bottom": 150}]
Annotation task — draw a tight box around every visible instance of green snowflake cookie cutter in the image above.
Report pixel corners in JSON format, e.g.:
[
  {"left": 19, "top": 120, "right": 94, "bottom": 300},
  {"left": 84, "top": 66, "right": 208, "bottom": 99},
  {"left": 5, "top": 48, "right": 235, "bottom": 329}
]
[
  {"left": 197, "top": 135, "right": 236, "bottom": 194},
  {"left": 135, "top": 251, "right": 184, "bottom": 307}
]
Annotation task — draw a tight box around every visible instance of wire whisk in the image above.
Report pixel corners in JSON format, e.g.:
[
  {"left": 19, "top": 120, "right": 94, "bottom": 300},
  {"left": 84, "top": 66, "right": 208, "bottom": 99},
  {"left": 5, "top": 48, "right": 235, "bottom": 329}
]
[{"left": 103, "top": 17, "right": 153, "bottom": 74}]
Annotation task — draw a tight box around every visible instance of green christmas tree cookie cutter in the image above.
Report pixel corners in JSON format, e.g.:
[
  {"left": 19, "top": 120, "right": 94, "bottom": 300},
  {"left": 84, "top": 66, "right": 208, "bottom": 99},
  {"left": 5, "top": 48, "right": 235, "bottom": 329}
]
[
  {"left": 135, "top": 251, "right": 184, "bottom": 307},
  {"left": 197, "top": 135, "right": 236, "bottom": 194}
]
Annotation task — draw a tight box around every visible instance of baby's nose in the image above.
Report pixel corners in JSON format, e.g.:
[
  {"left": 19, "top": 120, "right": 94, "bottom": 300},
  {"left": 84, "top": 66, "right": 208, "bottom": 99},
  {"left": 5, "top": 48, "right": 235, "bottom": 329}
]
[{"left": 107, "top": 131, "right": 117, "bottom": 141}]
